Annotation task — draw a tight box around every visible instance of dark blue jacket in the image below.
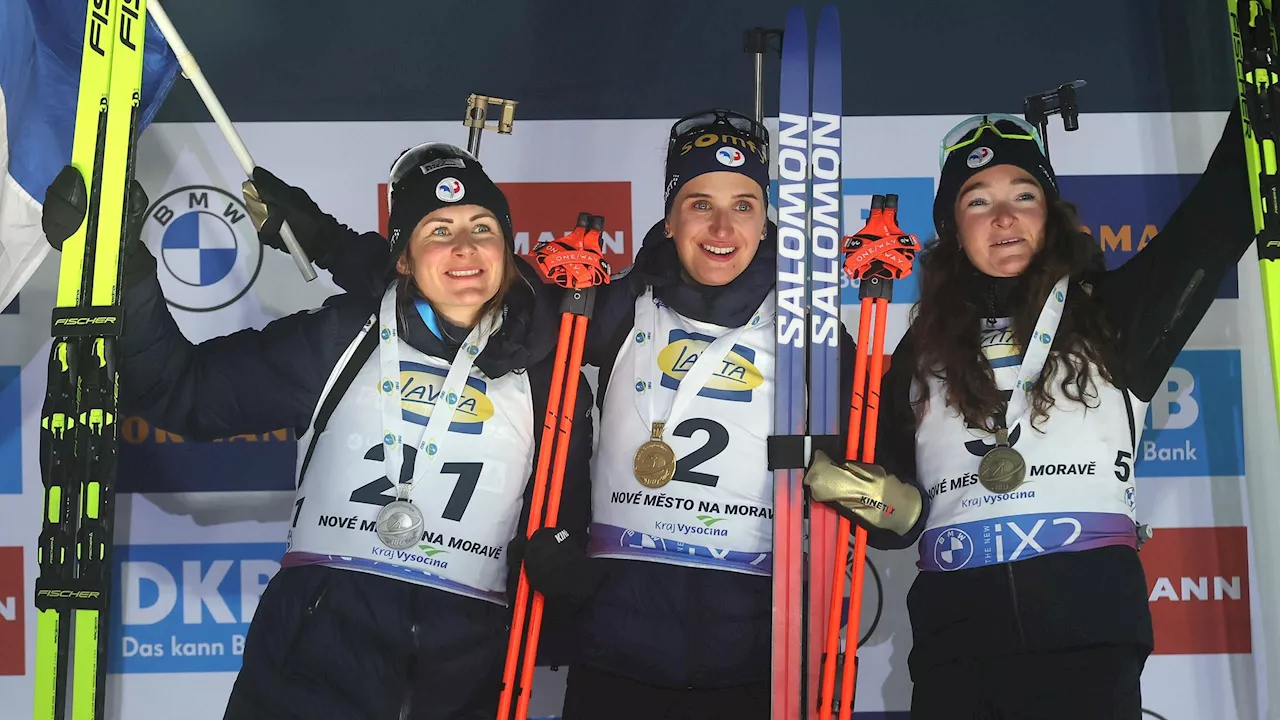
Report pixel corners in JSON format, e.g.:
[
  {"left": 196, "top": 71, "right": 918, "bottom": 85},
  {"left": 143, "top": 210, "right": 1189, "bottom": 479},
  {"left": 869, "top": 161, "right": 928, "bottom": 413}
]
[
  {"left": 573, "top": 220, "right": 859, "bottom": 689},
  {"left": 116, "top": 241, "right": 594, "bottom": 718}
]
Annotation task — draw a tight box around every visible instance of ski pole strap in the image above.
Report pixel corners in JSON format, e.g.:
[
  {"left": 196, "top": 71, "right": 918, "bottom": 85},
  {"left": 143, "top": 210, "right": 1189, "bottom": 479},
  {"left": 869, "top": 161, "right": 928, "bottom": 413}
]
[
  {"left": 766, "top": 433, "right": 844, "bottom": 470},
  {"left": 534, "top": 212, "right": 612, "bottom": 290},
  {"left": 842, "top": 233, "right": 917, "bottom": 282}
]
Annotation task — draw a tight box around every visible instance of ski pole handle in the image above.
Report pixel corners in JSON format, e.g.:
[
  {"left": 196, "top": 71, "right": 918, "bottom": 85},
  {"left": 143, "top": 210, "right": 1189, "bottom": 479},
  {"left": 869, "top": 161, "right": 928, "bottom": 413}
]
[{"left": 147, "top": 0, "right": 317, "bottom": 282}]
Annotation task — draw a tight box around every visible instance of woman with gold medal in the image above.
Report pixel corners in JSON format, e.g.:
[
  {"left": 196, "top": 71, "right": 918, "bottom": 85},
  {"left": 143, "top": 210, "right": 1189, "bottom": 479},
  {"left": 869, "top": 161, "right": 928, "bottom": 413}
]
[
  {"left": 543, "top": 108, "right": 862, "bottom": 719},
  {"left": 59, "top": 143, "right": 597, "bottom": 719},
  {"left": 806, "top": 106, "right": 1257, "bottom": 718}
]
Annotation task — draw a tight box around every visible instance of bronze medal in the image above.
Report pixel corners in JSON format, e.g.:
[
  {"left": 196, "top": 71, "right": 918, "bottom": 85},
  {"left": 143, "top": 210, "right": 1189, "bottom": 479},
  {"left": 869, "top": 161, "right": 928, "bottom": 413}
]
[
  {"left": 633, "top": 422, "right": 677, "bottom": 488},
  {"left": 977, "top": 427, "right": 1026, "bottom": 494}
]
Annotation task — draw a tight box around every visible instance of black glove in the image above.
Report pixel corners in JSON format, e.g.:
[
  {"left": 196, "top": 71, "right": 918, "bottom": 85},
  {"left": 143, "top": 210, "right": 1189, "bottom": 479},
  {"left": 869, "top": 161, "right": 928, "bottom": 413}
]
[
  {"left": 506, "top": 526, "right": 601, "bottom": 608},
  {"left": 43, "top": 164, "right": 154, "bottom": 287},
  {"left": 241, "top": 167, "right": 348, "bottom": 270}
]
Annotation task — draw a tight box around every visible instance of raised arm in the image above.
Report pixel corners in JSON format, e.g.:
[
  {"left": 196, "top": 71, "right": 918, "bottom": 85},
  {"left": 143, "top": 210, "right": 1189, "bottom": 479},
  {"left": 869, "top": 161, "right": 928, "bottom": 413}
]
[{"left": 1095, "top": 106, "right": 1255, "bottom": 402}]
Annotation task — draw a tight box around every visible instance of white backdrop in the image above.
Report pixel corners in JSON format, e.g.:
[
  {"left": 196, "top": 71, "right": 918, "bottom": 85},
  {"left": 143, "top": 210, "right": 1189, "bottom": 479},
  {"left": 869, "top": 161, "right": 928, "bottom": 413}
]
[{"left": 0, "top": 111, "right": 1273, "bottom": 719}]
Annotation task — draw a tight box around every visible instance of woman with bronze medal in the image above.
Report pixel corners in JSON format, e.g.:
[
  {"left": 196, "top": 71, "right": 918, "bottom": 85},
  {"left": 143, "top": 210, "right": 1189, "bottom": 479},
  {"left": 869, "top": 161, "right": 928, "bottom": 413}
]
[
  {"left": 806, "top": 106, "right": 1256, "bottom": 718},
  {"left": 87, "top": 143, "right": 596, "bottom": 719}
]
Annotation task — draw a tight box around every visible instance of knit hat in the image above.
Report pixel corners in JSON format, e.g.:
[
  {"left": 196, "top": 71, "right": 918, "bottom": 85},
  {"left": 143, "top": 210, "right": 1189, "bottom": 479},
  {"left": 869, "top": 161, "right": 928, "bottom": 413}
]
[
  {"left": 933, "top": 115, "right": 1059, "bottom": 235},
  {"left": 385, "top": 142, "right": 513, "bottom": 258},
  {"left": 664, "top": 108, "right": 771, "bottom": 214}
]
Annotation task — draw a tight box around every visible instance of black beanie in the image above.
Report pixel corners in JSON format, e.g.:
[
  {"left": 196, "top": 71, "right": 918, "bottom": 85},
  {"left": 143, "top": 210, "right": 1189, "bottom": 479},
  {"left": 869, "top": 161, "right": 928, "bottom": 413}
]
[
  {"left": 933, "top": 118, "right": 1059, "bottom": 236},
  {"left": 664, "top": 111, "right": 771, "bottom": 214},
  {"left": 386, "top": 147, "right": 514, "bottom": 258}
]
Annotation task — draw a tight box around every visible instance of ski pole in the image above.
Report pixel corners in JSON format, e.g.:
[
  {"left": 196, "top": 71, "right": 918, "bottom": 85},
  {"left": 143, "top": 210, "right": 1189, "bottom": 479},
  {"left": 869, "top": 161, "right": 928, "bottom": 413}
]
[
  {"left": 497, "top": 213, "right": 611, "bottom": 720},
  {"left": 145, "top": 0, "right": 316, "bottom": 282},
  {"left": 818, "top": 195, "right": 917, "bottom": 720}
]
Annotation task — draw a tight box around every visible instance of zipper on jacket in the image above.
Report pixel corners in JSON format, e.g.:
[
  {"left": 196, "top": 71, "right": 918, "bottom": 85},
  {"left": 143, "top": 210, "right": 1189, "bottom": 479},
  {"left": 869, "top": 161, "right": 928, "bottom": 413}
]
[
  {"left": 1006, "top": 564, "right": 1026, "bottom": 646},
  {"left": 398, "top": 620, "right": 421, "bottom": 720}
]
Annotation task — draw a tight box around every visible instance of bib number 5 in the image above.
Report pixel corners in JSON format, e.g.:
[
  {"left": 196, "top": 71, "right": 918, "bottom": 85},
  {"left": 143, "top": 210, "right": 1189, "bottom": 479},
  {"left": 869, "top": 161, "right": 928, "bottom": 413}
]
[{"left": 349, "top": 444, "right": 483, "bottom": 521}]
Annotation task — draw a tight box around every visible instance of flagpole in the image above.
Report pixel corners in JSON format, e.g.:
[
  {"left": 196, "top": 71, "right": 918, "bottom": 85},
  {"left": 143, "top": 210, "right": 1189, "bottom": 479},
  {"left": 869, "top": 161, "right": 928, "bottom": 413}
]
[{"left": 145, "top": 0, "right": 317, "bottom": 282}]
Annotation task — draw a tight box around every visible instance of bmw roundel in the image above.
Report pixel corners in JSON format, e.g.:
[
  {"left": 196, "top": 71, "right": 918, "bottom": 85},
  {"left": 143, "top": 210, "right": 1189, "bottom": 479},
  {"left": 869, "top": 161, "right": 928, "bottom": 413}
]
[{"left": 141, "top": 186, "right": 263, "bottom": 313}]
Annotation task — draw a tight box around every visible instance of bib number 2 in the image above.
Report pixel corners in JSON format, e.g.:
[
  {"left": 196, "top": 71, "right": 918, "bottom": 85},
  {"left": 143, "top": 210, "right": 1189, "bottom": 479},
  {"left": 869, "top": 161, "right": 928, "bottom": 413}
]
[
  {"left": 672, "top": 418, "right": 730, "bottom": 487},
  {"left": 348, "top": 444, "right": 483, "bottom": 521}
]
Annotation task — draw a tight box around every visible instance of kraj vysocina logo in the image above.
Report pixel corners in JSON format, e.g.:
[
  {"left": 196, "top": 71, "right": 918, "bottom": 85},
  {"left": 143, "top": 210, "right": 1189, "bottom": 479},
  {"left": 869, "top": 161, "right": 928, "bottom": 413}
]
[
  {"left": 141, "top": 186, "right": 263, "bottom": 313},
  {"left": 109, "top": 543, "right": 285, "bottom": 673}
]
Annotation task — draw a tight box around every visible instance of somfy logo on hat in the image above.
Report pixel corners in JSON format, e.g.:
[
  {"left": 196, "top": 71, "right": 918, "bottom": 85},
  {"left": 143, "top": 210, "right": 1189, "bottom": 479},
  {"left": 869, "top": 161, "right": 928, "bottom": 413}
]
[
  {"left": 436, "top": 178, "right": 465, "bottom": 202},
  {"left": 967, "top": 147, "right": 994, "bottom": 168},
  {"left": 716, "top": 146, "right": 746, "bottom": 167}
]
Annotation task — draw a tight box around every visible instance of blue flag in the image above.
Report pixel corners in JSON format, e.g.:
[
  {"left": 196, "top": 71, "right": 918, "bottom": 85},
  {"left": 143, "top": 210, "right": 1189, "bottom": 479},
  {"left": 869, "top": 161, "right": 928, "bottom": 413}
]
[{"left": 0, "top": 0, "right": 179, "bottom": 311}]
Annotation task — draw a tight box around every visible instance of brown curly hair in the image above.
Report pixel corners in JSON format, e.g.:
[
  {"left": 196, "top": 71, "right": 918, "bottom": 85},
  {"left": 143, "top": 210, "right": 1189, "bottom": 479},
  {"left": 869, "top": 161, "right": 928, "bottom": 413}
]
[{"left": 909, "top": 198, "right": 1119, "bottom": 432}]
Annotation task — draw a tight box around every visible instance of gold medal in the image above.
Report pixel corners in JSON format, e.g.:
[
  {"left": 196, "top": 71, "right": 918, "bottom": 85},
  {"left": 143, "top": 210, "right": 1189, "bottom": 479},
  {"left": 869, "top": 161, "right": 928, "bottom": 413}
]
[
  {"left": 977, "top": 427, "right": 1026, "bottom": 494},
  {"left": 633, "top": 422, "right": 677, "bottom": 488}
]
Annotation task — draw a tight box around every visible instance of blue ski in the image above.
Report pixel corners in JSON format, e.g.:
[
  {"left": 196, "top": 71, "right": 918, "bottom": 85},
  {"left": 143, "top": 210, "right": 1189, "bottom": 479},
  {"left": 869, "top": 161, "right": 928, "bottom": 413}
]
[
  {"left": 808, "top": 5, "right": 843, "bottom": 715},
  {"left": 773, "top": 6, "right": 811, "bottom": 720}
]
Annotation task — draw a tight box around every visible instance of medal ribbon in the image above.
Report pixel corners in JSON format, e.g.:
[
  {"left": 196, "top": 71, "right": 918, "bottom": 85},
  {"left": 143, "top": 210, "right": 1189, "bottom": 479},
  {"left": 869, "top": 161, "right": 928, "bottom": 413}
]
[
  {"left": 998, "top": 275, "right": 1070, "bottom": 430},
  {"left": 633, "top": 288, "right": 774, "bottom": 441},
  {"left": 377, "top": 284, "right": 497, "bottom": 502}
]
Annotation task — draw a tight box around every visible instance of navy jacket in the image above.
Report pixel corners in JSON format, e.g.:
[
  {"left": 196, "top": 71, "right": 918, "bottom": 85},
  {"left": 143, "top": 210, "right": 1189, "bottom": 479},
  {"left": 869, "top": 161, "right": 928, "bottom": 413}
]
[{"left": 116, "top": 242, "right": 594, "bottom": 716}]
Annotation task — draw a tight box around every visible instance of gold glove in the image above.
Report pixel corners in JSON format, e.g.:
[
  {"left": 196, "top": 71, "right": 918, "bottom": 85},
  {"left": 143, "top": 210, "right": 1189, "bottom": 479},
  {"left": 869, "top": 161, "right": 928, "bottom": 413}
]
[{"left": 803, "top": 450, "right": 922, "bottom": 536}]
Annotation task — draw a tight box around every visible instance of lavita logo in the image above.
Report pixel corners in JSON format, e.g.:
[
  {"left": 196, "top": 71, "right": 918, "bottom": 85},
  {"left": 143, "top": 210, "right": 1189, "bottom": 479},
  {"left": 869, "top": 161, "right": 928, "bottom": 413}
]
[{"left": 110, "top": 543, "right": 286, "bottom": 673}]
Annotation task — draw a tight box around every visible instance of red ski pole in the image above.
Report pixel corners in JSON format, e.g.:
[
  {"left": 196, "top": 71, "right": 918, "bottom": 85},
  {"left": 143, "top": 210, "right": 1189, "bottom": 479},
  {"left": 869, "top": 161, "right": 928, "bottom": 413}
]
[
  {"left": 496, "top": 213, "right": 610, "bottom": 720},
  {"left": 817, "top": 195, "right": 917, "bottom": 720}
]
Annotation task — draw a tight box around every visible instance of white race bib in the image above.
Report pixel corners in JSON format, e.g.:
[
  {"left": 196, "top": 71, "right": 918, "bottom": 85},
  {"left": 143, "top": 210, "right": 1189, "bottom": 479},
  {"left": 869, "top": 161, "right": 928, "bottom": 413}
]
[
  {"left": 284, "top": 299, "right": 535, "bottom": 605},
  {"left": 914, "top": 311, "right": 1146, "bottom": 573},
  {"left": 588, "top": 289, "right": 777, "bottom": 576}
]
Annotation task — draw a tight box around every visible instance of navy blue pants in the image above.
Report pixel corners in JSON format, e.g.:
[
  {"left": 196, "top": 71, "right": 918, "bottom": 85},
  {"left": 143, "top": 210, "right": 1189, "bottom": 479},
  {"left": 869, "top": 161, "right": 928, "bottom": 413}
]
[{"left": 222, "top": 564, "right": 510, "bottom": 720}]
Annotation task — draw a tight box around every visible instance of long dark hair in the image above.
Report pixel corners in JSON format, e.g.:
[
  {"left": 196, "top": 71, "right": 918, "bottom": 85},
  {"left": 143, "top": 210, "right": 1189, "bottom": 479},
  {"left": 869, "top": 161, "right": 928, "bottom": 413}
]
[{"left": 910, "top": 198, "right": 1117, "bottom": 431}]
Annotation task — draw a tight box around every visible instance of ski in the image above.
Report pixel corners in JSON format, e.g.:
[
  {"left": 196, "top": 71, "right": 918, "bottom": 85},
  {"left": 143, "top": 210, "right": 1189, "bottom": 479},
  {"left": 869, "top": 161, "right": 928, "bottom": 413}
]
[
  {"left": 1228, "top": 0, "right": 1280, "bottom": 435},
  {"left": 773, "top": 7, "right": 811, "bottom": 719},
  {"left": 807, "top": 6, "right": 843, "bottom": 715},
  {"left": 34, "top": 1, "right": 149, "bottom": 718}
]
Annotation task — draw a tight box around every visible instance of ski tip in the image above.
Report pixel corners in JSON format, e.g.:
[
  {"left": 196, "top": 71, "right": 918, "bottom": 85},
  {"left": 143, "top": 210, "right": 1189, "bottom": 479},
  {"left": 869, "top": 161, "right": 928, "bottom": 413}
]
[
  {"left": 784, "top": 6, "right": 807, "bottom": 39},
  {"left": 819, "top": 3, "right": 840, "bottom": 32}
]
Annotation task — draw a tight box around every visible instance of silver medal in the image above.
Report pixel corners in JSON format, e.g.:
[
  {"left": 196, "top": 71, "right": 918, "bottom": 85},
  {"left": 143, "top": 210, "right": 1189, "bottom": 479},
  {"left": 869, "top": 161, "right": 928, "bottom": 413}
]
[{"left": 375, "top": 499, "right": 425, "bottom": 549}]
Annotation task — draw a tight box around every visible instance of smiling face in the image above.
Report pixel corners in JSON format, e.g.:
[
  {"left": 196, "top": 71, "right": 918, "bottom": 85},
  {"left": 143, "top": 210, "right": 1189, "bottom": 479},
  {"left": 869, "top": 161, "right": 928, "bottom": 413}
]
[
  {"left": 395, "top": 204, "right": 506, "bottom": 327},
  {"left": 665, "top": 171, "right": 767, "bottom": 286},
  {"left": 953, "top": 164, "right": 1048, "bottom": 277}
]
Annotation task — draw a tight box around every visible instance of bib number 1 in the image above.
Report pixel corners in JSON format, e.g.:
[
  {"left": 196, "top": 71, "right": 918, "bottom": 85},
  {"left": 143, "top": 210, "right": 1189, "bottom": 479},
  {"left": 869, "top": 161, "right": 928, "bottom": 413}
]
[{"left": 348, "top": 443, "right": 483, "bottom": 521}]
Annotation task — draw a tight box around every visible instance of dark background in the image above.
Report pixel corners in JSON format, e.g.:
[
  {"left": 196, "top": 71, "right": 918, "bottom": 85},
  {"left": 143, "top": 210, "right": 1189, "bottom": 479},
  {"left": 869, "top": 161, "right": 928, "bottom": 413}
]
[{"left": 152, "top": 0, "right": 1237, "bottom": 123}]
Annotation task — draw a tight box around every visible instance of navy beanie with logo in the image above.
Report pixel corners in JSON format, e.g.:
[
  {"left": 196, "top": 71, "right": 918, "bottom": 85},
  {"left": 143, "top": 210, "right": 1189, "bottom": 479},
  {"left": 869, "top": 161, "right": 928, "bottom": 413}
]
[{"left": 664, "top": 125, "right": 771, "bottom": 214}]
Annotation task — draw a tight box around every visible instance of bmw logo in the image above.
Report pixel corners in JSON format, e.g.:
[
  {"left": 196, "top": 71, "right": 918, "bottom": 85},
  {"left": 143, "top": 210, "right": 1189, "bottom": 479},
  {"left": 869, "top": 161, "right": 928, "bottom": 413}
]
[{"left": 141, "top": 186, "right": 264, "bottom": 313}]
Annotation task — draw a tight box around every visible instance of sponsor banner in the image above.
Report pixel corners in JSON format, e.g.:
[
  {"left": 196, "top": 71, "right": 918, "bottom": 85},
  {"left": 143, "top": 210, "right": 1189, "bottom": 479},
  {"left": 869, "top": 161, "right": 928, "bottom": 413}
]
[
  {"left": 0, "top": 367, "right": 19, "bottom": 494},
  {"left": 1141, "top": 527, "right": 1251, "bottom": 655},
  {"left": 0, "top": 547, "right": 23, "bottom": 676},
  {"left": 110, "top": 543, "right": 286, "bottom": 673},
  {"left": 1137, "top": 350, "right": 1245, "bottom": 478},
  {"left": 117, "top": 416, "right": 296, "bottom": 494},
  {"left": 1057, "top": 174, "right": 1238, "bottom": 299}
]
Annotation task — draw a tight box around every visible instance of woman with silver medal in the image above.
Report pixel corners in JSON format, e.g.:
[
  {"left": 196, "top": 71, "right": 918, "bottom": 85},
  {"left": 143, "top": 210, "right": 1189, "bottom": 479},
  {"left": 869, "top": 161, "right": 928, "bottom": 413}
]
[
  {"left": 94, "top": 143, "right": 596, "bottom": 720},
  {"left": 806, "top": 106, "right": 1256, "bottom": 718}
]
